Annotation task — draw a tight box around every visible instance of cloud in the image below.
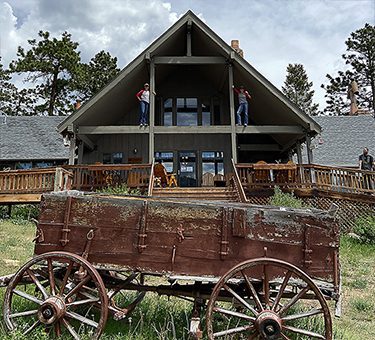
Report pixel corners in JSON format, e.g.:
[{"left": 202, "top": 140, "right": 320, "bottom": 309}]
[{"left": 0, "top": 0, "right": 373, "bottom": 109}]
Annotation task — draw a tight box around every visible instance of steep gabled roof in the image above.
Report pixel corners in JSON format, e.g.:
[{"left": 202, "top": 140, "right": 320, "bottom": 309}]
[
  {"left": 58, "top": 10, "right": 320, "bottom": 134},
  {"left": 0, "top": 116, "right": 69, "bottom": 161},
  {"left": 304, "top": 115, "right": 375, "bottom": 167}
]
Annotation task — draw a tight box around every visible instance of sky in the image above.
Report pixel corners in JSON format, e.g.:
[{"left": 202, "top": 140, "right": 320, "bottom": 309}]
[{"left": 0, "top": 0, "right": 374, "bottom": 109}]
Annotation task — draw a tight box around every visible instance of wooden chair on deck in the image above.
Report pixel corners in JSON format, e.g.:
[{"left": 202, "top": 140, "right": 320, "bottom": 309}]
[
  {"left": 202, "top": 172, "right": 214, "bottom": 187},
  {"left": 154, "top": 163, "right": 177, "bottom": 187}
]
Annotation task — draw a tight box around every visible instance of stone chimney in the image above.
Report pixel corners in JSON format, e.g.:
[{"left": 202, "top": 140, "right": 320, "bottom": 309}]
[{"left": 231, "top": 39, "right": 244, "bottom": 58}]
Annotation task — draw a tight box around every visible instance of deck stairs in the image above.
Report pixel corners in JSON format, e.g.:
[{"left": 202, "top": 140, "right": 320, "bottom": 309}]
[{"left": 152, "top": 186, "right": 240, "bottom": 202}]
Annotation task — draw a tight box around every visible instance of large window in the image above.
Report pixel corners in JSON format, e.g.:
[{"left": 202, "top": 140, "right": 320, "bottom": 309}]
[
  {"left": 202, "top": 151, "right": 224, "bottom": 175},
  {"left": 103, "top": 152, "right": 123, "bottom": 164},
  {"left": 155, "top": 151, "right": 174, "bottom": 173},
  {"left": 159, "top": 97, "right": 220, "bottom": 126},
  {"left": 177, "top": 98, "right": 198, "bottom": 126}
]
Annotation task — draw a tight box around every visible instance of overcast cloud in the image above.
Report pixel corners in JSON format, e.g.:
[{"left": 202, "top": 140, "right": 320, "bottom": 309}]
[{"left": 0, "top": 0, "right": 374, "bottom": 108}]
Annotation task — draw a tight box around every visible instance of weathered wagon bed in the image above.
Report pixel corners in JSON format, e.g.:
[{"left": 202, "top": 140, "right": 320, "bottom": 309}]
[{"left": 2, "top": 191, "right": 340, "bottom": 339}]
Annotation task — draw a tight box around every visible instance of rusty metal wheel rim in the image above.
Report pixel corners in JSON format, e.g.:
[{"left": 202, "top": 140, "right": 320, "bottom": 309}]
[
  {"left": 206, "top": 257, "right": 332, "bottom": 340},
  {"left": 3, "top": 251, "right": 108, "bottom": 339}
]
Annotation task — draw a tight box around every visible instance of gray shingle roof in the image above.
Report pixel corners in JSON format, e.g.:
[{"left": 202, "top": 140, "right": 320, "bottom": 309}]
[
  {"left": 0, "top": 116, "right": 69, "bottom": 161},
  {"left": 308, "top": 115, "right": 375, "bottom": 167}
]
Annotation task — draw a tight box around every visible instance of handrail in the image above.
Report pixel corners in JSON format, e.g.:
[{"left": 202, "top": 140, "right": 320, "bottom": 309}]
[
  {"left": 237, "top": 162, "right": 375, "bottom": 196},
  {"left": 148, "top": 158, "right": 155, "bottom": 196},
  {"left": 231, "top": 159, "right": 247, "bottom": 203}
]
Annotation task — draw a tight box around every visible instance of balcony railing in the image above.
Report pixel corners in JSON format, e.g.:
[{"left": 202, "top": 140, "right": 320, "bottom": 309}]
[
  {"left": 0, "top": 168, "right": 72, "bottom": 194},
  {"left": 63, "top": 164, "right": 152, "bottom": 192},
  {"left": 236, "top": 163, "right": 375, "bottom": 195}
]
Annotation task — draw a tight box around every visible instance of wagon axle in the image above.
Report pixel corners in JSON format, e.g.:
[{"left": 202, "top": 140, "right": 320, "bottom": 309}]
[{"left": 38, "top": 296, "right": 66, "bottom": 325}]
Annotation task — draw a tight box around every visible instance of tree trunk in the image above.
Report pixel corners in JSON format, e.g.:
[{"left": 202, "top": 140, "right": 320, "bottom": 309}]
[{"left": 48, "top": 68, "right": 59, "bottom": 116}]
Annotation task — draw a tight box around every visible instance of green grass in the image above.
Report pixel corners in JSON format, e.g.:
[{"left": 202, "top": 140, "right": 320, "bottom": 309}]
[{"left": 0, "top": 220, "right": 374, "bottom": 339}]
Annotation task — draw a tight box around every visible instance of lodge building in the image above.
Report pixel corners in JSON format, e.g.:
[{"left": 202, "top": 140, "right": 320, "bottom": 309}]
[{"left": 58, "top": 11, "right": 321, "bottom": 187}]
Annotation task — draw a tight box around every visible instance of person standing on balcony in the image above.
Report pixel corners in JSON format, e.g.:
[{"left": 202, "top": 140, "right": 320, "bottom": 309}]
[
  {"left": 136, "top": 83, "right": 150, "bottom": 127},
  {"left": 232, "top": 85, "right": 251, "bottom": 126},
  {"left": 359, "top": 147, "right": 374, "bottom": 190}
]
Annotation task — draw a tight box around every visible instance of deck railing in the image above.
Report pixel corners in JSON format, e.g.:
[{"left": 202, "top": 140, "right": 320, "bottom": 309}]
[
  {"left": 0, "top": 167, "right": 72, "bottom": 194},
  {"left": 236, "top": 163, "right": 375, "bottom": 195},
  {"left": 63, "top": 164, "right": 152, "bottom": 192}
]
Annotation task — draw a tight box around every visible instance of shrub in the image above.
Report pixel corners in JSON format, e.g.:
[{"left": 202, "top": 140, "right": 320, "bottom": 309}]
[
  {"left": 353, "top": 215, "right": 375, "bottom": 244},
  {"left": 97, "top": 183, "right": 141, "bottom": 196},
  {"left": 0, "top": 204, "right": 39, "bottom": 221},
  {"left": 269, "top": 186, "right": 307, "bottom": 209}
]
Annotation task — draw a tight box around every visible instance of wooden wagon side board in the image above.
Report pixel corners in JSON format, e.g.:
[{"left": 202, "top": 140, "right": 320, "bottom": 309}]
[{"left": 34, "top": 193, "right": 340, "bottom": 287}]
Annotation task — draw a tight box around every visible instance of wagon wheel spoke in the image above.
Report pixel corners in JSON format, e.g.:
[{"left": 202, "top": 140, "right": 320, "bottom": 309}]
[
  {"left": 213, "top": 306, "right": 256, "bottom": 322},
  {"left": 66, "top": 297, "right": 100, "bottom": 307},
  {"left": 278, "top": 286, "right": 310, "bottom": 316},
  {"left": 271, "top": 270, "right": 292, "bottom": 311},
  {"left": 23, "top": 320, "right": 41, "bottom": 335},
  {"left": 263, "top": 264, "right": 270, "bottom": 308},
  {"left": 223, "top": 284, "right": 258, "bottom": 316},
  {"left": 65, "top": 275, "right": 91, "bottom": 300},
  {"left": 66, "top": 310, "right": 99, "bottom": 328},
  {"left": 241, "top": 270, "right": 263, "bottom": 311},
  {"left": 248, "top": 331, "right": 260, "bottom": 339},
  {"left": 283, "top": 325, "right": 326, "bottom": 339},
  {"left": 13, "top": 289, "right": 43, "bottom": 305},
  {"left": 282, "top": 308, "right": 323, "bottom": 321},
  {"left": 47, "top": 258, "right": 57, "bottom": 296},
  {"left": 9, "top": 309, "right": 38, "bottom": 318},
  {"left": 61, "top": 318, "right": 80, "bottom": 340},
  {"left": 280, "top": 333, "right": 291, "bottom": 340},
  {"left": 59, "top": 260, "right": 73, "bottom": 295},
  {"left": 26, "top": 269, "right": 49, "bottom": 299},
  {"left": 54, "top": 320, "right": 61, "bottom": 337},
  {"left": 213, "top": 325, "right": 254, "bottom": 338}
]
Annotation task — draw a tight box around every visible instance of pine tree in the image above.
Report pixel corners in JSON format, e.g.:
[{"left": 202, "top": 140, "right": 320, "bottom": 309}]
[
  {"left": 72, "top": 50, "right": 120, "bottom": 102},
  {"left": 282, "top": 63, "right": 319, "bottom": 116},
  {"left": 9, "top": 31, "right": 81, "bottom": 116},
  {"left": 322, "top": 23, "right": 375, "bottom": 115}
]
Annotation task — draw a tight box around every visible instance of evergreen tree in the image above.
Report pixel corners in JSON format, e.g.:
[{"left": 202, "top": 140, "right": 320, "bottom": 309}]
[
  {"left": 282, "top": 63, "right": 319, "bottom": 116},
  {"left": 9, "top": 31, "right": 81, "bottom": 116},
  {"left": 73, "top": 50, "right": 120, "bottom": 102},
  {"left": 322, "top": 23, "right": 375, "bottom": 115}
]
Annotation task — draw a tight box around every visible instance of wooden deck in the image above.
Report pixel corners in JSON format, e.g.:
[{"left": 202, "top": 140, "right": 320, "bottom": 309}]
[{"left": 0, "top": 163, "right": 374, "bottom": 205}]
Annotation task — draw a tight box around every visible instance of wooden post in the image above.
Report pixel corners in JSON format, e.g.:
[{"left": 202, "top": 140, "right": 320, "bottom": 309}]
[
  {"left": 306, "top": 136, "right": 313, "bottom": 164},
  {"left": 68, "top": 134, "right": 76, "bottom": 165},
  {"left": 228, "top": 64, "right": 237, "bottom": 163},
  {"left": 149, "top": 59, "right": 155, "bottom": 163},
  {"left": 54, "top": 168, "right": 62, "bottom": 192},
  {"left": 296, "top": 141, "right": 303, "bottom": 164},
  {"left": 77, "top": 140, "right": 84, "bottom": 164}
]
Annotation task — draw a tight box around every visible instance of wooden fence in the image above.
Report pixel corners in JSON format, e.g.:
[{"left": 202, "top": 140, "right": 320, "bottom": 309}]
[
  {"left": 236, "top": 163, "right": 375, "bottom": 196},
  {"left": 0, "top": 168, "right": 72, "bottom": 195},
  {"left": 63, "top": 164, "right": 152, "bottom": 192}
]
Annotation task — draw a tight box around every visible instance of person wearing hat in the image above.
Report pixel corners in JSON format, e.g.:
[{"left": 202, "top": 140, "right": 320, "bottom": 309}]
[
  {"left": 232, "top": 85, "right": 252, "bottom": 126},
  {"left": 136, "top": 83, "right": 150, "bottom": 126}
]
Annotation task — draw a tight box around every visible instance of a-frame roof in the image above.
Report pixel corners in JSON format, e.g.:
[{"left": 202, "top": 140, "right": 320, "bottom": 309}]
[{"left": 58, "top": 10, "right": 321, "bottom": 135}]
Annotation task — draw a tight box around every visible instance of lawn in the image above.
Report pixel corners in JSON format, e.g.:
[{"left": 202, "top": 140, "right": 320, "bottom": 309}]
[{"left": 0, "top": 218, "right": 374, "bottom": 339}]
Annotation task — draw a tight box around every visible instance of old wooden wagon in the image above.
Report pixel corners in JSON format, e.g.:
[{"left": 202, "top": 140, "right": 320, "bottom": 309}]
[{"left": 2, "top": 191, "right": 340, "bottom": 339}]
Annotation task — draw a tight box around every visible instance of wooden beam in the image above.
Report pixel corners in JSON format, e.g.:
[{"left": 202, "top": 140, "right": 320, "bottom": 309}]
[
  {"left": 0, "top": 194, "right": 41, "bottom": 204},
  {"left": 187, "top": 19, "right": 192, "bottom": 56},
  {"left": 306, "top": 136, "right": 314, "bottom": 164},
  {"left": 68, "top": 135, "right": 76, "bottom": 165},
  {"left": 238, "top": 144, "right": 281, "bottom": 151},
  {"left": 153, "top": 56, "right": 226, "bottom": 64},
  {"left": 296, "top": 141, "right": 303, "bottom": 164},
  {"left": 228, "top": 64, "right": 237, "bottom": 163},
  {"left": 237, "top": 125, "right": 304, "bottom": 134},
  {"left": 149, "top": 59, "right": 155, "bottom": 162},
  {"left": 79, "top": 125, "right": 304, "bottom": 135},
  {"left": 77, "top": 134, "right": 95, "bottom": 150}
]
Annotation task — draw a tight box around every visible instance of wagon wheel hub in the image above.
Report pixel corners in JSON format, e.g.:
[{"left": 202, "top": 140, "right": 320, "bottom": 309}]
[
  {"left": 255, "top": 310, "right": 282, "bottom": 339},
  {"left": 38, "top": 296, "right": 66, "bottom": 325}
]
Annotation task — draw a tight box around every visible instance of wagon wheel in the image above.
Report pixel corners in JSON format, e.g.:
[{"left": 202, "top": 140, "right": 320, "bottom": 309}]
[
  {"left": 3, "top": 251, "right": 108, "bottom": 339},
  {"left": 105, "top": 271, "right": 146, "bottom": 320},
  {"left": 206, "top": 258, "right": 332, "bottom": 340}
]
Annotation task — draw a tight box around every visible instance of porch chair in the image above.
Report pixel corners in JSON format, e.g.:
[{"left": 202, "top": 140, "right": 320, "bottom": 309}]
[
  {"left": 202, "top": 172, "right": 214, "bottom": 187},
  {"left": 154, "top": 163, "right": 177, "bottom": 187}
]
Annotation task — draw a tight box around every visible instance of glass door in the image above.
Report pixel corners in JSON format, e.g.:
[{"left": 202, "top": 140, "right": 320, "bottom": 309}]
[{"left": 178, "top": 151, "right": 197, "bottom": 187}]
